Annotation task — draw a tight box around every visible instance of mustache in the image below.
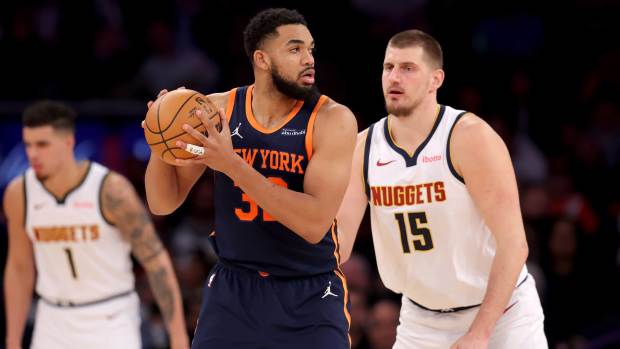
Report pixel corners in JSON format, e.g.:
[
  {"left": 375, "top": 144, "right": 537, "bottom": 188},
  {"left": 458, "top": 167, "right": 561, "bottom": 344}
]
[{"left": 298, "top": 67, "right": 315, "bottom": 77}]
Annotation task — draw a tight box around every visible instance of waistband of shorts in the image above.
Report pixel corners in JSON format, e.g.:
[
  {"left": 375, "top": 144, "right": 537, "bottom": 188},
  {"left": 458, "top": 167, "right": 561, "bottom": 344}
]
[
  {"left": 38, "top": 289, "right": 135, "bottom": 308},
  {"left": 408, "top": 275, "right": 529, "bottom": 313},
  {"left": 217, "top": 258, "right": 332, "bottom": 280}
]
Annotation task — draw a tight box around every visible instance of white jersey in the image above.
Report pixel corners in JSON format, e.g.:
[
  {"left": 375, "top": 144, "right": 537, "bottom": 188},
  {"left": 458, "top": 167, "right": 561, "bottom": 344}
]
[
  {"left": 364, "top": 105, "right": 527, "bottom": 310},
  {"left": 24, "top": 162, "right": 134, "bottom": 304}
]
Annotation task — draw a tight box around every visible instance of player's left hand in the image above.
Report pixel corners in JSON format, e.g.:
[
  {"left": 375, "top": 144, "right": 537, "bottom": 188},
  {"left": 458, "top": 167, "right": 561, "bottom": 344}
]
[
  {"left": 450, "top": 331, "right": 489, "bottom": 349},
  {"left": 175, "top": 108, "right": 237, "bottom": 173}
]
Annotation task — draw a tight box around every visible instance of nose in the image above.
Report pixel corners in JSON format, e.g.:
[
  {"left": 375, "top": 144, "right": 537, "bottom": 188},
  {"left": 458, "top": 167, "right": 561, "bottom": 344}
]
[
  {"left": 25, "top": 147, "right": 38, "bottom": 162},
  {"left": 387, "top": 69, "right": 400, "bottom": 84},
  {"left": 302, "top": 49, "right": 314, "bottom": 66}
]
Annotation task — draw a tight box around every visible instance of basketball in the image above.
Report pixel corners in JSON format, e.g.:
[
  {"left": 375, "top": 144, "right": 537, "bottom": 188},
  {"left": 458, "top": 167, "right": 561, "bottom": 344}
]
[{"left": 144, "top": 89, "right": 221, "bottom": 165}]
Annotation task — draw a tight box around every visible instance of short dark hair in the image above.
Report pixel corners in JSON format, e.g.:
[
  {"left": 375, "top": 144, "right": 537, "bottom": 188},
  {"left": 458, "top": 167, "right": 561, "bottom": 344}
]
[
  {"left": 243, "top": 8, "right": 307, "bottom": 63},
  {"left": 388, "top": 29, "right": 443, "bottom": 69},
  {"left": 22, "top": 100, "right": 76, "bottom": 133}
]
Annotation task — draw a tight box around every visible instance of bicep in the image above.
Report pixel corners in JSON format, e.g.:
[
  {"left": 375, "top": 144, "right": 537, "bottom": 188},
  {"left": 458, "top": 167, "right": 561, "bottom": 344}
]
[
  {"left": 453, "top": 120, "right": 524, "bottom": 242},
  {"left": 3, "top": 180, "right": 34, "bottom": 267},
  {"left": 176, "top": 164, "right": 207, "bottom": 201},
  {"left": 102, "top": 174, "right": 164, "bottom": 265},
  {"left": 337, "top": 132, "right": 369, "bottom": 237},
  {"left": 303, "top": 109, "right": 357, "bottom": 212},
  {"left": 336, "top": 132, "right": 369, "bottom": 261}
]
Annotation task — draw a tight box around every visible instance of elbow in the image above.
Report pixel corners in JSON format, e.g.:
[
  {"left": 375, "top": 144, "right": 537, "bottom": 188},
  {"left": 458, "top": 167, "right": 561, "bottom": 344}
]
[
  {"left": 521, "top": 242, "right": 529, "bottom": 263},
  {"left": 499, "top": 238, "right": 529, "bottom": 264},
  {"left": 146, "top": 201, "right": 176, "bottom": 216},
  {"left": 303, "top": 221, "right": 335, "bottom": 245},
  {"left": 304, "top": 233, "right": 325, "bottom": 245},
  {"left": 145, "top": 194, "right": 182, "bottom": 216}
]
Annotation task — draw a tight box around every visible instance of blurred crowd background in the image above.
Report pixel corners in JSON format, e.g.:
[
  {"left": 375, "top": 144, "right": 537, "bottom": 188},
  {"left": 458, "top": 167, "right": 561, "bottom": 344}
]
[{"left": 1, "top": 0, "right": 619, "bottom": 348}]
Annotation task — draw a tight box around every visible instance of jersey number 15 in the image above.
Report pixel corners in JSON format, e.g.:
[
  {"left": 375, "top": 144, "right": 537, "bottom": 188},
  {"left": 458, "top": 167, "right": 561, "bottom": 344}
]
[{"left": 394, "top": 212, "right": 434, "bottom": 253}]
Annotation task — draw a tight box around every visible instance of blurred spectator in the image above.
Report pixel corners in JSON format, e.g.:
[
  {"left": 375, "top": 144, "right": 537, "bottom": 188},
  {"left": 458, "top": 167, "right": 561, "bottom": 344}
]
[
  {"left": 170, "top": 176, "right": 218, "bottom": 265},
  {"left": 128, "top": 20, "right": 220, "bottom": 96},
  {"left": 547, "top": 174, "right": 600, "bottom": 234},
  {"left": 542, "top": 219, "right": 588, "bottom": 346},
  {"left": 349, "top": 290, "right": 371, "bottom": 349},
  {"left": 366, "top": 299, "right": 400, "bottom": 349},
  {"left": 341, "top": 252, "right": 372, "bottom": 297}
]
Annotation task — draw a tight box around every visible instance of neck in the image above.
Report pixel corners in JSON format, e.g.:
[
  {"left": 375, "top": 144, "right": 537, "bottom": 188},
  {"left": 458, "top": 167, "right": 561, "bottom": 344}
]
[
  {"left": 42, "top": 157, "right": 86, "bottom": 196},
  {"left": 252, "top": 78, "right": 299, "bottom": 122}
]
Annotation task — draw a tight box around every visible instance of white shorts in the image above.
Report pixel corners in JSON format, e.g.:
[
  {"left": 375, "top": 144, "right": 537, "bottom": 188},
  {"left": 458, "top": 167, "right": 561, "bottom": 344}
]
[
  {"left": 394, "top": 275, "right": 548, "bottom": 349},
  {"left": 31, "top": 292, "right": 141, "bottom": 349}
]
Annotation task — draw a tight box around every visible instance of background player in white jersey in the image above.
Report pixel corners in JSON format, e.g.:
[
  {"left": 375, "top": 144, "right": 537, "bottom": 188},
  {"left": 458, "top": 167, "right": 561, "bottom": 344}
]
[
  {"left": 3, "top": 101, "right": 189, "bottom": 349},
  {"left": 337, "top": 30, "right": 547, "bottom": 348}
]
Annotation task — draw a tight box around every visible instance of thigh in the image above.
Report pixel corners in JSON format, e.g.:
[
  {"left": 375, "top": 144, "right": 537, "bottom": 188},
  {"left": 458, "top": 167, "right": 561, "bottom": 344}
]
[
  {"left": 394, "top": 296, "right": 471, "bottom": 349},
  {"left": 191, "top": 264, "right": 266, "bottom": 348},
  {"left": 192, "top": 265, "right": 350, "bottom": 349},
  {"left": 31, "top": 301, "right": 68, "bottom": 349},
  {"left": 31, "top": 295, "right": 141, "bottom": 349},
  {"left": 266, "top": 271, "right": 350, "bottom": 349}
]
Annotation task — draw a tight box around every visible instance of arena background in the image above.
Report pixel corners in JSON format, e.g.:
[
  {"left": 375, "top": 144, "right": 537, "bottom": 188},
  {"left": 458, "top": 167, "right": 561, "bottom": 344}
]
[{"left": 0, "top": 1, "right": 619, "bottom": 348}]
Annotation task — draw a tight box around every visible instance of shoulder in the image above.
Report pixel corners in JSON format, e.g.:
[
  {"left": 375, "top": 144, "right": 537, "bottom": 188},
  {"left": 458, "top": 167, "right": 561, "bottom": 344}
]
[
  {"left": 314, "top": 98, "right": 358, "bottom": 134},
  {"left": 101, "top": 171, "right": 137, "bottom": 204},
  {"left": 206, "top": 91, "right": 230, "bottom": 109},
  {"left": 450, "top": 112, "right": 509, "bottom": 174},
  {"left": 451, "top": 112, "right": 502, "bottom": 149},
  {"left": 318, "top": 98, "right": 355, "bottom": 119},
  {"left": 3, "top": 175, "right": 25, "bottom": 220},
  {"left": 207, "top": 88, "right": 238, "bottom": 110},
  {"left": 102, "top": 171, "right": 132, "bottom": 190}
]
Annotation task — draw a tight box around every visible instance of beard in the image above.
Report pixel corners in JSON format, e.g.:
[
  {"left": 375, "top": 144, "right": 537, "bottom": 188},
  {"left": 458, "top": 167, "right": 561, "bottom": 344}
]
[
  {"left": 385, "top": 103, "right": 415, "bottom": 117},
  {"left": 272, "top": 66, "right": 319, "bottom": 102},
  {"left": 384, "top": 96, "right": 419, "bottom": 117}
]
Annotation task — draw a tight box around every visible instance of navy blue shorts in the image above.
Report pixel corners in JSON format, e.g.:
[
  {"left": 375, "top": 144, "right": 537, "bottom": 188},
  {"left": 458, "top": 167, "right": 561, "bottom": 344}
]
[{"left": 191, "top": 261, "right": 351, "bottom": 349}]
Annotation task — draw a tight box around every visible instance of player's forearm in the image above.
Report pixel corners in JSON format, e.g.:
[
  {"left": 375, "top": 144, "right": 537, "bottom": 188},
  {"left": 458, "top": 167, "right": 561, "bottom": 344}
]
[
  {"left": 226, "top": 156, "right": 336, "bottom": 244},
  {"left": 145, "top": 154, "right": 182, "bottom": 215},
  {"left": 4, "top": 265, "right": 34, "bottom": 347},
  {"left": 335, "top": 221, "right": 361, "bottom": 264},
  {"left": 144, "top": 252, "right": 189, "bottom": 346},
  {"left": 468, "top": 240, "right": 528, "bottom": 337}
]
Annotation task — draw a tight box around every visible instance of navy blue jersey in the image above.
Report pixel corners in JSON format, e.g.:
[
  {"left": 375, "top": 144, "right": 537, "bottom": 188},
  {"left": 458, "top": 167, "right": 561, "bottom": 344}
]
[{"left": 212, "top": 85, "right": 340, "bottom": 277}]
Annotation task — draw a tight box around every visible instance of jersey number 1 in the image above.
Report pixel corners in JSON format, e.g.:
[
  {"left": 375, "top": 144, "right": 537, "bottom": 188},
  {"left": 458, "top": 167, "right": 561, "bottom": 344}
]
[
  {"left": 64, "top": 248, "right": 78, "bottom": 279},
  {"left": 394, "top": 212, "right": 434, "bottom": 253}
]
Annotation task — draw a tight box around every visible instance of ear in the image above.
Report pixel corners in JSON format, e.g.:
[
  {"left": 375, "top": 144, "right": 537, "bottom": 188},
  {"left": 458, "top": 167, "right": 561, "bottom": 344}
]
[
  {"left": 65, "top": 133, "right": 75, "bottom": 149},
  {"left": 430, "top": 68, "right": 445, "bottom": 93},
  {"left": 253, "top": 50, "right": 271, "bottom": 71}
]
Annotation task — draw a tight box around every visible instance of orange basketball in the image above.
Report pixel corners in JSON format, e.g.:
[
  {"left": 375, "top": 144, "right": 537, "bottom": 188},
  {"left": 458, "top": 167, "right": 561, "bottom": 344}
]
[{"left": 144, "top": 89, "right": 221, "bottom": 165}]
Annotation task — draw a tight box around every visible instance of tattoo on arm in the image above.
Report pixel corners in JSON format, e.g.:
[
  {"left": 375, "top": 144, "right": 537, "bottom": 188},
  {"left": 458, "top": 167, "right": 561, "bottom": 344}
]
[
  {"left": 102, "top": 174, "right": 174, "bottom": 323},
  {"left": 147, "top": 267, "right": 174, "bottom": 323}
]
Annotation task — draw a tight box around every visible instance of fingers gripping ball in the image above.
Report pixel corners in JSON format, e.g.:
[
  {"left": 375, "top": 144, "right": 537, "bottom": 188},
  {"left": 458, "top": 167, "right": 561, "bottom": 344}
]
[{"left": 144, "top": 89, "right": 222, "bottom": 165}]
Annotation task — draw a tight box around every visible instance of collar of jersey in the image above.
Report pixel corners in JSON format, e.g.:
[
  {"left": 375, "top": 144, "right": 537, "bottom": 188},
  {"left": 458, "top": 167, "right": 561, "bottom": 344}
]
[
  {"left": 244, "top": 85, "right": 305, "bottom": 134},
  {"left": 383, "top": 105, "right": 445, "bottom": 167}
]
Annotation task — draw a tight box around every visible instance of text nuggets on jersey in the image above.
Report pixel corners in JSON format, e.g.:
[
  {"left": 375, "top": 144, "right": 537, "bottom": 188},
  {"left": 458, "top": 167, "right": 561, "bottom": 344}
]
[
  {"left": 370, "top": 181, "right": 446, "bottom": 207},
  {"left": 33, "top": 225, "right": 100, "bottom": 242}
]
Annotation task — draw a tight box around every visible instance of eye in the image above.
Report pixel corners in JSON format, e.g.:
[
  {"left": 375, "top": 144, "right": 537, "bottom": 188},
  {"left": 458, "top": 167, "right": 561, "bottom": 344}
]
[{"left": 290, "top": 47, "right": 300, "bottom": 53}]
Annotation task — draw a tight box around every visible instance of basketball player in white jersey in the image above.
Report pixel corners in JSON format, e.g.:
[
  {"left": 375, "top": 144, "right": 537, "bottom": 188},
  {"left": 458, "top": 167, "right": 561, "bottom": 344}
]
[
  {"left": 3, "top": 101, "right": 189, "bottom": 349},
  {"left": 337, "top": 30, "right": 547, "bottom": 348}
]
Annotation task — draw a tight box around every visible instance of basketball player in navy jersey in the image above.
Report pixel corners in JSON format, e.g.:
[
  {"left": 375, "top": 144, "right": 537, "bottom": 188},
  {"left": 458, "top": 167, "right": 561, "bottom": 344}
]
[
  {"left": 337, "top": 30, "right": 547, "bottom": 348},
  {"left": 144, "top": 8, "right": 357, "bottom": 349}
]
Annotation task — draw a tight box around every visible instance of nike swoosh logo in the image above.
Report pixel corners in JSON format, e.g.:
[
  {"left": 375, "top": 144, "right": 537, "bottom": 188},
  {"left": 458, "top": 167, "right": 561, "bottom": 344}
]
[{"left": 376, "top": 160, "right": 396, "bottom": 166}]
